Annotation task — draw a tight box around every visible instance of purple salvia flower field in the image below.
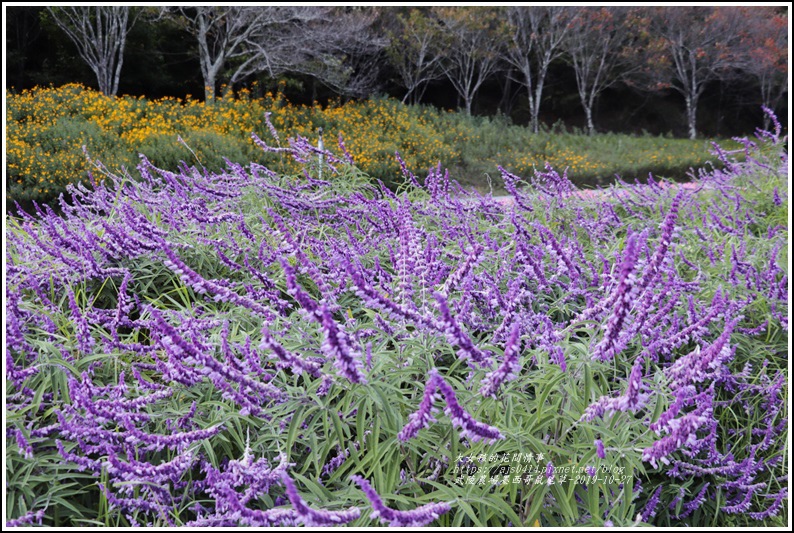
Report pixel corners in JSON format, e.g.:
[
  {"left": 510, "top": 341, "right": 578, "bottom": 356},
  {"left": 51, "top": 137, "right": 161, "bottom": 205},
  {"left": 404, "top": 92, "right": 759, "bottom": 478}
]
[{"left": 4, "top": 109, "right": 788, "bottom": 527}]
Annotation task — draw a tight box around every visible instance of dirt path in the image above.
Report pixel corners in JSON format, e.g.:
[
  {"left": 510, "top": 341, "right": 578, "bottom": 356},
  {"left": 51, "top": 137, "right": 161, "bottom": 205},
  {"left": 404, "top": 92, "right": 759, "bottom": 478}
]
[{"left": 489, "top": 181, "right": 703, "bottom": 206}]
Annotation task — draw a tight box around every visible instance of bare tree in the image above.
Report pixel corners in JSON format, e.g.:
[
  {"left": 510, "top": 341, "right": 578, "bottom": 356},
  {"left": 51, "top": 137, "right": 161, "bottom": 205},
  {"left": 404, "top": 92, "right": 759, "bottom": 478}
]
[
  {"left": 563, "top": 7, "right": 637, "bottom": 135},
  {"left": 46, "top": 6, "right": 138, "bottom": 96},
  {"left": 505, "top": 6, "right": 574, "bottom": 133},
  {"left": 433, "top": 7, "right": 504, "bottom": 116},
  {"left": 167, "top": 6, "right": 386, "bottom": 102},
  {"left": 386, "top": 9, "right": 445, "bottom": 104},
  {"left": 301, "top": 7, "right": 389, "bottom": 99},
  {"left": 163, "top": 7, "right": 304, "bottom": 102},
  {"left": 631, "top": 7, "right": 749, "bottom": 139},
  {"left": 225, "top": 7, "right": 330, "bottom": 90}
]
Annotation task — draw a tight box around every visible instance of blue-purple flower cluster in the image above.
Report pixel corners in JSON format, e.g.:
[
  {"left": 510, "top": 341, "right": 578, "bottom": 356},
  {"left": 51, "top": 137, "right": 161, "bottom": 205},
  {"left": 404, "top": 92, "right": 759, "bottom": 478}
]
[
  {"left": 398, "top": 368, "right": 505, "bottom": 444},
  {"left": 5, "top": 108, "right": 787, "bottom": 527}
]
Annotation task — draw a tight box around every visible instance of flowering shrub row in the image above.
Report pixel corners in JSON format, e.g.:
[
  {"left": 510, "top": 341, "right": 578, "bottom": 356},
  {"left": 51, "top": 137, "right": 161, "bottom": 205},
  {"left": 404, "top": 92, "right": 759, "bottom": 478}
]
[
  {"left": 5, "top": 109, "right": 788, "bottom": 526},
  {"left": 7, "top": 83, "right": 733, "bottom": 207}
]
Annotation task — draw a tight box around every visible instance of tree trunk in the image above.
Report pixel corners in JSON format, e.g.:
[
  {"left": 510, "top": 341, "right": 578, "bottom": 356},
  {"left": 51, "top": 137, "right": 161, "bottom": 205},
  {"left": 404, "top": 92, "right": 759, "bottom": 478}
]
[
  {"left": 527, "top": 91, "right": 537, "bottom": 133},
  {"left": 530, "top": 66, "right": 547, "bottom": 133},
  {"left": 203, "top": 75, "right": 216, "bottom": 103},
  {"left": 685, "top": 94, "right": 697, "bottom": 140},
  {"left": 521, "top": 68, "right": 538, "bottom": 134},
  {"left": 112, "top": 42, "right": 125, "bottom": 96},
  {"left": 530, "top": 87, "right": 543, "bottom": 134},
  {"left": 47, "top": 7, "right": 132, "bottom": 96},
  {"left": 197, "top": 11, "right": 219, "bottom": 103},
  {"left": 584, "top": 105, "right": 595, "bottom": 136}
]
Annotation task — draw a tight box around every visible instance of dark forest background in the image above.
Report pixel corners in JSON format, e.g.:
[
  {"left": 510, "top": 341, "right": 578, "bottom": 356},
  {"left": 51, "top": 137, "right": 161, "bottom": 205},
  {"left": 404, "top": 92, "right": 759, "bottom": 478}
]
[{"left": 5, "top": 6, "right": 789, "bottom": 138}]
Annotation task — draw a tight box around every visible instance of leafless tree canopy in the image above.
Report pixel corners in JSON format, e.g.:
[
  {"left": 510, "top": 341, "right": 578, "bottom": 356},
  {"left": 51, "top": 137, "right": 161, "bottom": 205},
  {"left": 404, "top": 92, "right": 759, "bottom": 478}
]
[
  {"left": 505, "top": 6, "right": 574, "bottom": 133},
  {"left": 44, "top": 6, "right": 787, "bottom": 136},
  {"left": 295, "top": 8, "right": 389, "bottom": 99},
  {"left": 562, "top": 7, "right": 637, "bottom": 135},
  {"left": 433, "top": 7, "right": 504, "bottom": 116},
  {"left": 386, "top": 10, "right": 445, "bottom": 105},
  {"left": 47, "top": 6, "right": 138, "bottom": 96},
  {"left": 161, "top": 6, "right": 386, "bottom": 102}
]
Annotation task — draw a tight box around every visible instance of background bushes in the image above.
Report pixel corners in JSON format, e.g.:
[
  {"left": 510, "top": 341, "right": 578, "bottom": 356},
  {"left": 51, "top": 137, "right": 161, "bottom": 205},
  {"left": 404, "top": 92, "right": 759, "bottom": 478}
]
[{"left": 6, "top": 84, "right": 741, "bottom": 210}]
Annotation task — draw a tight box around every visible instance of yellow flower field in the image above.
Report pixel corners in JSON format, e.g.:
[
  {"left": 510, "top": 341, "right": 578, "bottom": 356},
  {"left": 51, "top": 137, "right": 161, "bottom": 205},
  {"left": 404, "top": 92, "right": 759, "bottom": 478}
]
[{"left": 6, "top": 83, "right": 735, "bottom": 206}]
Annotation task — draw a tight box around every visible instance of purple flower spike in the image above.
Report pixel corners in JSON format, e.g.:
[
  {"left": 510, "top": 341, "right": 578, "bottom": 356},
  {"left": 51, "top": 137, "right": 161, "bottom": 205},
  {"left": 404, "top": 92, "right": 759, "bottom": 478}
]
[
  {"left": 480, "top": 321, "right": 522, "bottom": 398},
  {"left": 433, "top": 292, "right": 490, "bottom": 367},
  {"left": 260, "top": 327, "right": 323, "bottom": 378},
  {"left": 674, "top": 483, "right": 710, "bottom": 519},
  {"left": 595, "top": 439, "right": 606, "bottom": 459},
  {"left": 280, "top": 472, "right": 360, "bottom": 526},
  {"left": 625, "top": 358, "right": 644, "bottom": 406},
  {"left": 319, "top": 305, "right": 367, "bottom": 384},
  {"left": 665, "top": 317, "right": 739, "bottom": 389},
  {"left": 772, "top": 187, "right": 782, "bottom": 206},
  {"left": 5, "top": 509, "right": 46, "bottom": 528},
  {"left": 581, "top": 357, "right": 649, "bottom": 421},
  {"left": 435, "top": 372, "right": 505, "bottom": 444},
  {"left": 640, "top": 486, "right": 663, "bottom": 522},
  {"left": 338, "top": 133, "right": 355, "bottom": 165},
  {"left": 592, "top": 232, "right": 640, "bottom": 362},
  {"left": 748, "top": 489, "right": 787, "bottom": 521},
  {"left": 641, "top": 402, "right": 712, "bottom": 469},
  {"left": 280, "top": 258, "right": 320, "bottom": 316},
  {"left": 398, "top": 370, "right": 441, "bottom": 442},
  {"left": 351, "top": 475, "right": 451, "bottom": 527},
  {"left": 264, "top": 111, "right": 280, "bottom": 144},
  {"left": 10, "top": 428, "right": 34, "bottom": 459},
  {"left": 398, "top": 369, "right": 503, "bottom": 444},
  {"left": 635, "top": 190, "right": 683, "bottom": 296}
]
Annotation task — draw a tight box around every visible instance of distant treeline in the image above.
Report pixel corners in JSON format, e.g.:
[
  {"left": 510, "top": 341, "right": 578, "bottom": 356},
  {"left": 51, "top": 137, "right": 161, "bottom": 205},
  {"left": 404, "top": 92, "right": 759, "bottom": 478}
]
[{"left": 6, "top": 6, "right": 788, "bottom": 138}]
